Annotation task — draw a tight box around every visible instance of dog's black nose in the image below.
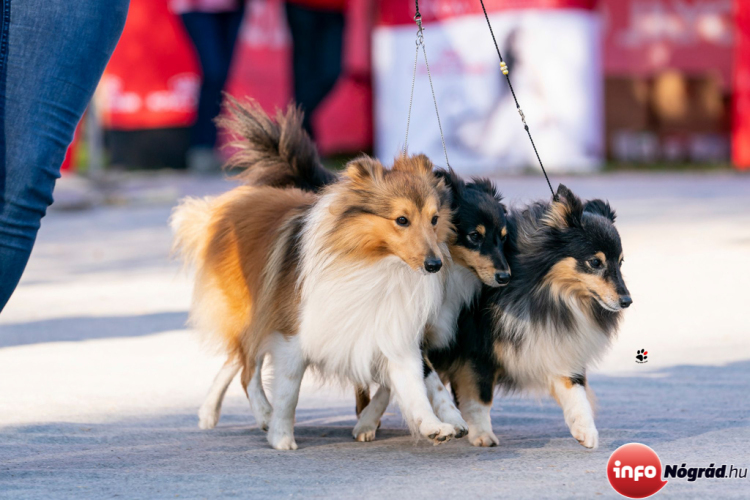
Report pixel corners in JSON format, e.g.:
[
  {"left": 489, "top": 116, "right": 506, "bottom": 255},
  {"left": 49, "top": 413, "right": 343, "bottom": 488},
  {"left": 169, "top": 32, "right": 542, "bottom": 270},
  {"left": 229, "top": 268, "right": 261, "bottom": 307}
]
[
  {"left": 495, "top": 271, "right": 511, "bottom": 285},
  {"left": 424, "top": 258, "right": 442, "bottom": 273},
  {"left": 619, "top": 296, "right": 633, "bottom": 309}
]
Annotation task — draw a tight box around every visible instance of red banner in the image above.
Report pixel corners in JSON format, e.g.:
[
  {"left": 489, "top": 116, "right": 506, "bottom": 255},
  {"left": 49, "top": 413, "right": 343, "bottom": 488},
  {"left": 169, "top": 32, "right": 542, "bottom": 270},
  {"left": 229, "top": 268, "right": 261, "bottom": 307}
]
[
  {"left": 733, "top": 0, "right": 750, "bottom": 169},
  {"left": 98, "top": 0, "right": 200, "bottom": 130}
]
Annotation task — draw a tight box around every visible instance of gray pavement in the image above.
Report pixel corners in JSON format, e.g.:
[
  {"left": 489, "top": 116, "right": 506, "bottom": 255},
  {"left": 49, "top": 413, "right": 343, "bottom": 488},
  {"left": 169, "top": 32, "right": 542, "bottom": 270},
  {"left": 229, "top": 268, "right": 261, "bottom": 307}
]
[{"left": 1, "top": 171, "right": 749, "bottom": 499}]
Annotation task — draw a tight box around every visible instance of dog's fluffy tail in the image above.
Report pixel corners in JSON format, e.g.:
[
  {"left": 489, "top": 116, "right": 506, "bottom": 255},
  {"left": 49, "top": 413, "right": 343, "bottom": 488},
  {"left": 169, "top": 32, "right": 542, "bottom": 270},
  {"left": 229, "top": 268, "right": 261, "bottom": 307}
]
[
  {"left": 170, "top": 196, "right": 215, "bottom": 270},
  {"left": 218, "top": 96, "right": 337, "bottom": 192}
]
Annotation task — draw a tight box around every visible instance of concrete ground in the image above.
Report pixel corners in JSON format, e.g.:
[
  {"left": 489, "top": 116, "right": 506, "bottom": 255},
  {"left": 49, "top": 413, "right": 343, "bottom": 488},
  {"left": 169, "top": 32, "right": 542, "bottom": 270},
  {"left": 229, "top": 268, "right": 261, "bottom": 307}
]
[{"left": 1, "top": 171, "right": 749, "bottom": 499}]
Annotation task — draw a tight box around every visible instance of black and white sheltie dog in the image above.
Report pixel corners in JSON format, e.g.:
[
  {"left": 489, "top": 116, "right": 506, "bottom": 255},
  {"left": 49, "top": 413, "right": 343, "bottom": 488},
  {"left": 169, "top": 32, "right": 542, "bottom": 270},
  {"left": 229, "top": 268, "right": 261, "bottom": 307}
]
[
  {"left": 189, "top": 99, "right": 512, "bottom": 444},
  {"left": 359, "top": 184, "right": 632, "bottom": 448}
]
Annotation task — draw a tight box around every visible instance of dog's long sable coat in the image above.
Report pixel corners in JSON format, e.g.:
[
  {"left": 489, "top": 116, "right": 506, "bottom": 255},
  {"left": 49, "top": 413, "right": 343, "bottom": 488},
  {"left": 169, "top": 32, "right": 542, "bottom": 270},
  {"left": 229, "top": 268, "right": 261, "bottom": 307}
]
[
  {"left": 427, "top": 184, "right": 632, "bottom": 448},
  {"left": 172, "top": 100, "right": 463, "bottom": 450}
]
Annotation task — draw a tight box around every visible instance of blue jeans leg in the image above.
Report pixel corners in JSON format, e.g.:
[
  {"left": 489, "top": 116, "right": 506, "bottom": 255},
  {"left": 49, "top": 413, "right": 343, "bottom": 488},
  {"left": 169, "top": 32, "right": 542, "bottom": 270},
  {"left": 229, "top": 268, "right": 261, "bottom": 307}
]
[{"left": 0, "top": 0, "right": 129, "bottom": 311}]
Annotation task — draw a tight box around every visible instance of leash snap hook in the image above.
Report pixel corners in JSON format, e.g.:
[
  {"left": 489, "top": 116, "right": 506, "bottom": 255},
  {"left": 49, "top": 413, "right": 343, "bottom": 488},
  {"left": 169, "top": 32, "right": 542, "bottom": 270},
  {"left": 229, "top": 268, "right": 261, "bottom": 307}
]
[{"left": 414, "top": 14, "right": 424, "bottom": 46}]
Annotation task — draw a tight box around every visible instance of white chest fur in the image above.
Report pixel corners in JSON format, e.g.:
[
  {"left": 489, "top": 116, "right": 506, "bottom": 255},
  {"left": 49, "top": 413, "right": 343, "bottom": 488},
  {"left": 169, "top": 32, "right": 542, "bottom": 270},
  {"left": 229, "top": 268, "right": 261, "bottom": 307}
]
[
  {"left": 297, "top": 200, "right": 446, "bottom": 385},
  {"left": 499, "top": 297, "right": 612, "bottom": 390},
  {"left": 298, "top": 256, "right": 444, "bottom": 385}
]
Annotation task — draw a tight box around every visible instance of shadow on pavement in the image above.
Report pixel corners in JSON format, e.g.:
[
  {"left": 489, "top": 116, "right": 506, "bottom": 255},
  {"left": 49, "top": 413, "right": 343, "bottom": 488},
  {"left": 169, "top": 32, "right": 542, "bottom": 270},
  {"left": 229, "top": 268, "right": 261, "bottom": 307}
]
[{"left": 0, "top": 311, "right": 188, "bottom": 348}]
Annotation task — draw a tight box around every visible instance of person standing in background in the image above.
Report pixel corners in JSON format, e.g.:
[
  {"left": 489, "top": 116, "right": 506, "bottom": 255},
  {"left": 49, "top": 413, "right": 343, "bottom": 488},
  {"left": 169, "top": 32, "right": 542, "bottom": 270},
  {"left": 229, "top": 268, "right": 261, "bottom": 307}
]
[
  {"left": 172, "top": 0, "right": 245, "bottom": 172},
  {"left": 0, "top": 0, "right": 129, "bottom": 312},
  {"left": 285, "top": 0, "right": 347, "bottom": 139}
]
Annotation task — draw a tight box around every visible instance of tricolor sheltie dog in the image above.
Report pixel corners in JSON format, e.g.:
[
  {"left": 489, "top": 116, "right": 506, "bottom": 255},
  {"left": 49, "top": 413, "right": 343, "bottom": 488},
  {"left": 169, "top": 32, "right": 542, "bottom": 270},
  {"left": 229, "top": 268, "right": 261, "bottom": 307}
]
[
  {"left": 176, "top": 99, "right": 512, "bottom": 447},
  {"left": 172, "top": 101, "right": 473, "bottom": 450},
  {"left": 359, "top": 184, "right": 632, "bottom": 448}
]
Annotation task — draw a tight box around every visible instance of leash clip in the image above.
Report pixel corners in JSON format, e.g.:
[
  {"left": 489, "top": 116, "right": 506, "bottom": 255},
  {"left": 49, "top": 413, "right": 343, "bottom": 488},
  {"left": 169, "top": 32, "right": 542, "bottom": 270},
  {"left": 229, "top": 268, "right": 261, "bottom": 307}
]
[{"left": 414, "top": 14, "right": 424, "bottom": 46}]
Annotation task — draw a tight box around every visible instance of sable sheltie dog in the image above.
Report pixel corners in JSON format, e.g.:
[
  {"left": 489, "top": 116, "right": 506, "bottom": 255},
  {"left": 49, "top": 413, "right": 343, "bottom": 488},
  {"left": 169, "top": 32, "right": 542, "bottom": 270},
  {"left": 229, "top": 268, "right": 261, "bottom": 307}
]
[
  {"left": 351, "top": 170, "right": 511, "bottom": 442},
  {"left": 172, "top": 104, "right": 467, "bottom": 450},
  {"left": 358, "top": 184, "right": 632, "bottom": 448},
  {"left": 180, "top": 99, "right": 511, "bottom": 445}
]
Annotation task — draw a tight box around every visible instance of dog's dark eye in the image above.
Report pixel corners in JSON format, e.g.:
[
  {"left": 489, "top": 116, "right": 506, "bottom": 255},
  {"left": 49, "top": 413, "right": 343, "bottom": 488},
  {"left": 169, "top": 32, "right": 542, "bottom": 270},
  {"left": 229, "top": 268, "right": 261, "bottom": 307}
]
[
  {"left": 396, "top": 216, "right": 409, "bottom": 227},
  {"left": 467, "top": 231, "right": 483, "bottom": 244},
  {"left": 588, "top": 257, "right": 603, "bottom": 270},
  {"left": 431, "top": 215, "right": 439, "bottom": 226}
]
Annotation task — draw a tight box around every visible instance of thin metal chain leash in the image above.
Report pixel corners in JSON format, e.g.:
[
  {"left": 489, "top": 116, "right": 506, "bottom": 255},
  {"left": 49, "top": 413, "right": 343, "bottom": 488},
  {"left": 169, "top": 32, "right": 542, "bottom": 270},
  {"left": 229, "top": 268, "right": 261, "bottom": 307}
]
[
  {"left": 478, "top": 0, "right": 556, "bottom": 199},
  {"left": 402, "top": 4, "right": 451, "bottom": 169}
]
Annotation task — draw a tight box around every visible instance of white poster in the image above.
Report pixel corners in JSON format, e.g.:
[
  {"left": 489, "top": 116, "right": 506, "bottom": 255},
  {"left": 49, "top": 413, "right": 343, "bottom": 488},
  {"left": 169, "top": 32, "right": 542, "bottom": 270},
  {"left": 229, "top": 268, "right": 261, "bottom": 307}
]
[{"left": 374, "top": 9, "right": 603, "bottom": 175}]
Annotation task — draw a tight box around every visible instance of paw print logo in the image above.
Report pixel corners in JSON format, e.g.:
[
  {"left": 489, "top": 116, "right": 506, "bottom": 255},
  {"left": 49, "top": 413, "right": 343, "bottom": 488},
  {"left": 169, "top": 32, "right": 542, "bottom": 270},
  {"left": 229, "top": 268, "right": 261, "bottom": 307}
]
[{"left": 635, "top": 349, "right": 648, "bottom": 364}]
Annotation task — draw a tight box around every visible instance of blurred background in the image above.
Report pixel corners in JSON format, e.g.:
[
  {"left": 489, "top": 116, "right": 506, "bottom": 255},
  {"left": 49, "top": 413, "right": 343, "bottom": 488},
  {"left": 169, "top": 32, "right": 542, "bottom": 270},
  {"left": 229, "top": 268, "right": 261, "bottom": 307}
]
[{"left": 60, "top": 0, "right": 748, "bottom": 182}]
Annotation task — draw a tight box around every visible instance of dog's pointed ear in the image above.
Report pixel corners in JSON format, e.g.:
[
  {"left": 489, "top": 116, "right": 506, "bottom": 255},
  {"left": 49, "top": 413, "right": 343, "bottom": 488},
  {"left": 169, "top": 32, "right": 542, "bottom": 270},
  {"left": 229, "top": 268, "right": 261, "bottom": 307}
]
[
  {"left": 392, "top": 153, "right": 434, "bottom": 176},
  {"left": 434, "top": 168, "right": 464, "bottom": 210},
  {"left": 584, "top": 199, "right": 616, "bottom": 223},
  {"left": 544, "top": 183, "right": 584, "bottom": 229},
  {"left": 470, "top": 177, "right": 503, "bottom": 204},
  {"left": 343, "top": 155, "right": 384, "bottom": 185}
]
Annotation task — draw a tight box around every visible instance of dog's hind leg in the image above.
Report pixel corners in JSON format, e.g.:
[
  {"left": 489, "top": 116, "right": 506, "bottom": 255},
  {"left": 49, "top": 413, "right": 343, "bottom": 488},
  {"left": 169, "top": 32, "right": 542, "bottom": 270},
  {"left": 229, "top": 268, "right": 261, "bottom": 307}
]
[
  {"left": 248, "top": 355, "right": 273, "bottom": 431},
  {"left": 550, "top": 375, "right": 598, "bottom": 449},
  {"left": 353, "top": 385, "right": 390, "bottom": 442},
  {"left": 266, "top": 334, "right": 306, "bottom": 450},
  {"left": 198, "top": 357, "right": 240, "bottom": 429}
]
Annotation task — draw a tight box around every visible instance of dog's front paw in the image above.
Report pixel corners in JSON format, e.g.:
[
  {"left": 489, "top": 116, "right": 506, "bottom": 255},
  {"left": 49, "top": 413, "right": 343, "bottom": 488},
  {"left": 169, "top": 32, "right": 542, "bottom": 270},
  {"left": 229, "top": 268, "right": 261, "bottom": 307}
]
[
  {"left": 436, "top": 405, "right": 468, "bottom": 439},
  {"left": 419, "top": 420, "right": 455, "bottom": 444},
  {"left": 468, "top": 428, "right": 499, "bottom": 447},
  {"left": 198, "top": 404, "right": 220, "bottom": 430},
  {"left": 353, "top": 419, "right": 378, "bottom": 442},
  {"left": 267, "top": 423, "right": 298, "bottom": 450},
  {"left": 569, "top": 419, "right": 598, "bottom": 449}
]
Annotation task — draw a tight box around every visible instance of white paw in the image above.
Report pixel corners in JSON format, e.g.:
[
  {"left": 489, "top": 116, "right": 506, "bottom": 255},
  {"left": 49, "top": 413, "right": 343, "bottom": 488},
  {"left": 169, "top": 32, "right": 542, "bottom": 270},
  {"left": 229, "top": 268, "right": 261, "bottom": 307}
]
[
  {"left": 569, "top": 419, "right": 598, "bottom": 449},
  {"left": 468, "top": 428, "right": 499, "bottom": 447},
  {"left": 435, "top": 404, "right": 468, "bottom": 439},
  {"left": 198, "top": 404, "right": 220, "bottom": 430},
  {"left": 353, "top": 420, "right": 378, "bottom": 442},
  {"left": 267, "top": 425, "right": 298, "bottom": 451},
  {"left": 419, "top": 420, "right": 456, "bottom": 444}
]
